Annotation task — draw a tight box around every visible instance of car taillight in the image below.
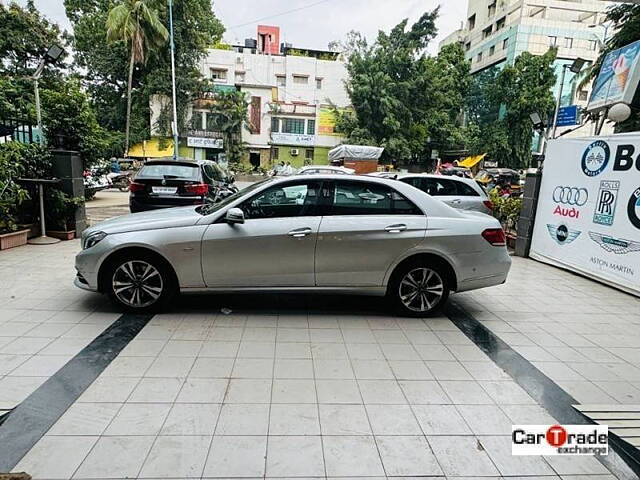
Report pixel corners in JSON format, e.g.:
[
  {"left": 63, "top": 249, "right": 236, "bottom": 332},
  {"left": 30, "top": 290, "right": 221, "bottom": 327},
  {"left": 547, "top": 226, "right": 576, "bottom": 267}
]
[
  {"left": 482, "top": 228, "right": 506, "bottom": 246},
  {"left": 185, "top": 183, "right": 209, "bottom": 195},
  {"left": 129, "top": 182, "right": 145, "bottom": 192},
  {"left": 483, "top": 200, "right": 494, "bottom": 211}
]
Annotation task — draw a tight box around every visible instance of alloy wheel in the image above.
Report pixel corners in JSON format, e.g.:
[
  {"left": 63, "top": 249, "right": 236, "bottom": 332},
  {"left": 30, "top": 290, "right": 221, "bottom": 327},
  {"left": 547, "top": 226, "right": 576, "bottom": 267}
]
[
  {"left": 398, "top": 267, "right": 445, "bottom": 313},
  {"left": 112, "top": 260, "right": 164, "bottom": 308}
]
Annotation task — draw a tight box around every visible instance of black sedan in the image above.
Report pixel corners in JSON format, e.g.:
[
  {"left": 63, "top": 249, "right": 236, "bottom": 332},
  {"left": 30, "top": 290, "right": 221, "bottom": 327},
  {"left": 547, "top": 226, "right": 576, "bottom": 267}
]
[{"left": 129, "top": 159, "right": 237, "bottom": 213}]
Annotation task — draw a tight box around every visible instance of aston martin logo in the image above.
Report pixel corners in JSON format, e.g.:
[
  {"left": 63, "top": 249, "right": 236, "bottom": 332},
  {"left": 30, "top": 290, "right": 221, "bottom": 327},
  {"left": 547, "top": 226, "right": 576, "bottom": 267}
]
[{"left": 589, "top": 232, "right": 640, "bottom": 255}]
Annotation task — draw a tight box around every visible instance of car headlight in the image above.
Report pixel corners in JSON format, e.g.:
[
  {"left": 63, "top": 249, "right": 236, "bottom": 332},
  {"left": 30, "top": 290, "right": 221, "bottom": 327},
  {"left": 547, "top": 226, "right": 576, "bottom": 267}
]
[{"left": 83, "top": 231, "right": 107, "bottom": 250}]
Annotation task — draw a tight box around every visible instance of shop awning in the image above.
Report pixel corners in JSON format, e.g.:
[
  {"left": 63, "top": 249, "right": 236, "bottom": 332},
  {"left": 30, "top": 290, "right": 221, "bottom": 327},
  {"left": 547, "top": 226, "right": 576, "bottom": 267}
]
[
  {"left": 458, "top": 153, "right": 486, "bottom": 168},
  {"left": 128, "top": 138, "right": 175, "bottom": 158}
]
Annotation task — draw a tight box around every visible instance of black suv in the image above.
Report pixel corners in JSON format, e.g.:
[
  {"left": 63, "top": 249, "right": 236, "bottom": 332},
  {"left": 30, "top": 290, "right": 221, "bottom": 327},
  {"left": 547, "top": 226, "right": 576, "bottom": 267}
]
[{"left": 129, "top": 159, "right": 236, "bottom": 213}]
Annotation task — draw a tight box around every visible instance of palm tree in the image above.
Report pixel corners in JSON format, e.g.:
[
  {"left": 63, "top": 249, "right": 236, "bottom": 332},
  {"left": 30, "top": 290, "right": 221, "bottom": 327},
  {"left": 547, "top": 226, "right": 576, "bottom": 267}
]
[{"left": 106, "top": 0, "right": 168, "bottom": 156}]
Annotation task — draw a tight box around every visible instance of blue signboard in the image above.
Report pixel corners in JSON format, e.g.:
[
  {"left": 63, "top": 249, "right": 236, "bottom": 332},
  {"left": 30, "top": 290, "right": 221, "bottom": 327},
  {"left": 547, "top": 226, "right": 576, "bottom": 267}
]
[{"left": 556, "top": 105, "right": 579, "bottom": 127}]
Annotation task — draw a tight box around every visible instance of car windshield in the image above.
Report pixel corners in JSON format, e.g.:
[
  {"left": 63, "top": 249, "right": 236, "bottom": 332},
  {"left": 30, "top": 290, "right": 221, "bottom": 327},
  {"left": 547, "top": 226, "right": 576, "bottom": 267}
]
[
  {"left": 197, "top": 179, "right": 272, "bottom": 216},
  {"left": 136, "top": 163, "right": 200, "bottom": 180}
]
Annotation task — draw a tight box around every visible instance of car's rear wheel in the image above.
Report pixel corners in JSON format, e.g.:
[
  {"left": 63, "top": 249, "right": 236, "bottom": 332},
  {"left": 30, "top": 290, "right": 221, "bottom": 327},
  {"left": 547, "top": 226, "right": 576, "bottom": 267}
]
[
  {"left": 104, "top": 253, "right": 176, "bottom": 312},
  {"left": 389, "top": 261, "right": 450, "bottom": 317}
]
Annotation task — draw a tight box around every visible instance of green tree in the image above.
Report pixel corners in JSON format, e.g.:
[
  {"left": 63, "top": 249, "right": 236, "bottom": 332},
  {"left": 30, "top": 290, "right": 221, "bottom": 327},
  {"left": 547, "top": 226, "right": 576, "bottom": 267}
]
[
  {"left": 493, "top": 50, "right": 557, "bottom": 168},
  {"left": 40, "top": 79, "right": 120, "bottom": 164},
  {"left": 0, "top": 1, "right": 66, "bottom": 120},
  {"left": 65, "top": 0, "right": 224, "bottom": 150},
  {"left": 106, "top": 0, "right": 169, "bottom": 156},
  {"left": 207, "top": 90, "right": 249, "bottom": 164},
  {"left": 335, "top": 9, "right": 470, "bottom": 166},
  {"left": 465, "top": 50, "right": 557, "bottom": 169}
]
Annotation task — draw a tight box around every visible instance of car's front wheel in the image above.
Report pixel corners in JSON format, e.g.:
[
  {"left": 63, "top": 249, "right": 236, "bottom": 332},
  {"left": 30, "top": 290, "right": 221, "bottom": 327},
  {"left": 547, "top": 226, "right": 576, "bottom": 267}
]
[
  {"left": 104, "top": 253, "right": 176, "bottom": 312},
  {"left": 389, "top": 261, "right": 451, "bottom": 317}
]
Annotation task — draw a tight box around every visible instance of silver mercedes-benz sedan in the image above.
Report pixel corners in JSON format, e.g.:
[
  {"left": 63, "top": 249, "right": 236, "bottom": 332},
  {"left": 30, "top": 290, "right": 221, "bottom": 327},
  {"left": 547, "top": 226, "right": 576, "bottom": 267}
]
[{"left": 75, "top": 175, "right": 511, "bottom": 316}]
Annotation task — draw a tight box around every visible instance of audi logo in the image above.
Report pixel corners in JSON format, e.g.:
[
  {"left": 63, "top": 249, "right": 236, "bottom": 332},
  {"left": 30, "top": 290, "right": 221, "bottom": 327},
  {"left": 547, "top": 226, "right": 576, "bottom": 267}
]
[{"left": 553, "top": 186, "right": 588, "bottom": 206}]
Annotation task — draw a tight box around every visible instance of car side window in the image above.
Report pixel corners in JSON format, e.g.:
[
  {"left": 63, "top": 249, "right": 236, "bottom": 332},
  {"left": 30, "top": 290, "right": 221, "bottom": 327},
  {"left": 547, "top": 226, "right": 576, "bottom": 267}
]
[
  {"left": 455, "top": 181, "right": 480, "bottom": 196},
  {"left": 202, "top": 164, "right": 221, "bottom": 184},
  {"left": 403, "top": 177, "right": 423, "bottom": 190},
  {"left": 420, "top": 178, "right": 458, "bottom": 196},
  {"left": 330, "top": 181, "right": 422, "bottom": 215},
  {"left": 239, "top": 181, "right": 320, "bottom": 219}
]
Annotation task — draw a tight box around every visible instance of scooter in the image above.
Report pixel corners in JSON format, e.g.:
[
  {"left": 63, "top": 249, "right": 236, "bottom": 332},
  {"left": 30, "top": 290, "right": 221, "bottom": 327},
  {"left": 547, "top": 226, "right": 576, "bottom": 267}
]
[{"left": 107, "top": 172, "right": 132, "bottom": 192}]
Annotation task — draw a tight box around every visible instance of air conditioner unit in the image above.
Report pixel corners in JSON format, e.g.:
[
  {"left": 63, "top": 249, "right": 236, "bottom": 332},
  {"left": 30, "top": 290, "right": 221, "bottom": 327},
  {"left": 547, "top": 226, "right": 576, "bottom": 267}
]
[{"left": 290, "top": 149, "right": 299, "bottom": 156}]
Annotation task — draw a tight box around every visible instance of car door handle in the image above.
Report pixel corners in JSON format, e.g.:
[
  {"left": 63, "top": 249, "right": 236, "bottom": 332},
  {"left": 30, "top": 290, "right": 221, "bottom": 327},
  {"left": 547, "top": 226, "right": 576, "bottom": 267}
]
[
  {"left": 288, "top": 227, "right": 313, "bottom": 237},
  {"left": 385, "top": 224, "right": 407, "bottom": 233},
  {"left": 450, "top": 199, "right": 462, "bottom": 204}
]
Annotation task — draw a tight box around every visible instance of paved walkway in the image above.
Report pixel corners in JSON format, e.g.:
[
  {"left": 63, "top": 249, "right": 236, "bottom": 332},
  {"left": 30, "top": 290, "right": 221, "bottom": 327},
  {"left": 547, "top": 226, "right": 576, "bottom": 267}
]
[{"left": 0, "top": 241, "right": 638, "bottom": 479}]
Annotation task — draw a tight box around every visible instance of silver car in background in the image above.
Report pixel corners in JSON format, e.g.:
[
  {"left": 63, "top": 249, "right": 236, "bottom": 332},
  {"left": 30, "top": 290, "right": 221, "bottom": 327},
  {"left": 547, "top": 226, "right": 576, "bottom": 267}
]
[
  {"left": 396, "top": 174, "right": 493, "bottom": 214},
  {"left": 75, "top": 175, "right": 511, "bottom": 316}
]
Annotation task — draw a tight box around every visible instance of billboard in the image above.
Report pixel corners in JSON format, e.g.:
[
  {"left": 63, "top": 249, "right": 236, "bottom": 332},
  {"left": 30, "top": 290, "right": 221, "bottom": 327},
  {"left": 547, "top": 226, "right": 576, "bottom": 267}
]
[
  {"left": 530, "top": 134, "right": 640, "bottom": 296},
  {"left": 318, "top": 107, "right": 340, "bottom": 136},
  {"left": 587, "top": 40, "right": 640, "bottom": 112}
]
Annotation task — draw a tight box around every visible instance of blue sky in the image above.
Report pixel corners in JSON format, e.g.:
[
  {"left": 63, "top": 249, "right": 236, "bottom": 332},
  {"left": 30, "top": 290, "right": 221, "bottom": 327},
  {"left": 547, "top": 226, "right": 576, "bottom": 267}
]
[{"left": 14, "top": 0, "right": 468, "bottom": 55}]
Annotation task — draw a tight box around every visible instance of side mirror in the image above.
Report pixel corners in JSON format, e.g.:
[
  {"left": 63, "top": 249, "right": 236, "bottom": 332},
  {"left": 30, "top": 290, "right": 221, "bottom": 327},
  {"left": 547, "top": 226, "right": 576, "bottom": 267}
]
[
  {"left": 225, "top": 207, "right": 244, "bottom": 224},
  {"left": 229, "top": 175, "right": 235, "bottom": 184}
]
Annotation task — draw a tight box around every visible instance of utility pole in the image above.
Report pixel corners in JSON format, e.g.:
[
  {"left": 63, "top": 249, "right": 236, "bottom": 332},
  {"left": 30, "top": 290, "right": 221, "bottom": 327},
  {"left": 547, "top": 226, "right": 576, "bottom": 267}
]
[
  {"left": 168, "top": 0, "right": 179, "bottom": 161},
  {"left": 551, "top": 65, "right": 568, "bottom": 139}
]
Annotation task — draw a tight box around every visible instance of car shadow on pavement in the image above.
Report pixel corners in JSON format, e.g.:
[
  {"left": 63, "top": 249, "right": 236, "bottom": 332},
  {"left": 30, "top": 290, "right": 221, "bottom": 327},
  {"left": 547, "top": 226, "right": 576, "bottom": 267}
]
[{"left": 173, "top": 292, "right": 394, "bottom": 316}]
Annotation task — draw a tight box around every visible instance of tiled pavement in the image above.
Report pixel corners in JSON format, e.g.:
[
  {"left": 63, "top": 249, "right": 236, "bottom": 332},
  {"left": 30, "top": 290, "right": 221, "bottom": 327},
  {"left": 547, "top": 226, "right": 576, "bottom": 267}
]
[
  {"left": 0, "top": 240, "right": 118, "bottom": 411},
  {"left": 1, "top": 241, "right": 638, "bottom": 479}
]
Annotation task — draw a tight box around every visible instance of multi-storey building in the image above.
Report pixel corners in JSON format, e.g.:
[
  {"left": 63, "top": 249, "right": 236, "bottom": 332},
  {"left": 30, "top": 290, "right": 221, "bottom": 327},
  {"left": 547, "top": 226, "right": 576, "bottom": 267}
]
[
  {"left": 146, "top": 25, "right": 349, "bottom": 168},
  {"left": 440, "top": 0, "right": 611, "bottom": 138}
]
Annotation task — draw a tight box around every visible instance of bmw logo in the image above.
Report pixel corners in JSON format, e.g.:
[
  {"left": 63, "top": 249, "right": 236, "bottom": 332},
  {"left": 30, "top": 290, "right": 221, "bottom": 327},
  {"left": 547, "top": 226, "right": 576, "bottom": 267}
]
[
  {"left": 628, "top": 188, "right": 640, "bottom": 230},
  {"left": 581, "top": 140, "right": 610, "bottom": 177}
]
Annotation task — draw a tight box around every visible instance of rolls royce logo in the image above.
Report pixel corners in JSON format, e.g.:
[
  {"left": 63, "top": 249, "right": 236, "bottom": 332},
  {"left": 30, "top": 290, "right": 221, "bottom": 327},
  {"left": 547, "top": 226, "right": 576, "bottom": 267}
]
[
  {"left": 589, "top": 232, "right": 640, "bottom": 255},
  {"left": 593, "top": 180, "right": 619, "bottom": 226}
]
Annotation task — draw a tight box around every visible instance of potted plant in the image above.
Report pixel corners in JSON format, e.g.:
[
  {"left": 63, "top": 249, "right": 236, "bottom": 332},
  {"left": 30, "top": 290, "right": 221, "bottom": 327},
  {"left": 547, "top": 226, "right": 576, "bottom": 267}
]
[
  {"left": 45, "top": 189, "right": 84, "bottom": 240},
  {"left": 0, "top": 151, "right": 31, "bottom": 250}
]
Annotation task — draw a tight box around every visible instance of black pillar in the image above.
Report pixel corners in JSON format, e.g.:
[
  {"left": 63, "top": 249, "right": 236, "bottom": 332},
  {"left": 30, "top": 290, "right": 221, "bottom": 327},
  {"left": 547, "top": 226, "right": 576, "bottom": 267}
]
[
  {"left": 515, "top": 171, "right": 542, "bottom": 258},
  {"left": 50, "top": 149, "right": 87, "bottom": 236}
]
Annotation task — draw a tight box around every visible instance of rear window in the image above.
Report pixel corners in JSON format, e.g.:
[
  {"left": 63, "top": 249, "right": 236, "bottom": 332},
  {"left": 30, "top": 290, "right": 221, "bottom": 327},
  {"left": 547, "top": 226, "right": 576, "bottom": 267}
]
[{"left": 136, "top": 163, "right": 200, "bottom": 181}]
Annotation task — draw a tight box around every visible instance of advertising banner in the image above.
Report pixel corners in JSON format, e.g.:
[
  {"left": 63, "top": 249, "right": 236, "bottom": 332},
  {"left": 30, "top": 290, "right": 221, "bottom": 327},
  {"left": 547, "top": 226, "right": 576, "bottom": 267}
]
[
  {"left": 587, "top": 39, "right": 640, "bottom": 111},
  {"left": 318, "top": 107, "right": 340, "bottom": 136},
  {"left": 530, "top": 133, "right": 640, "bottom": 297}
]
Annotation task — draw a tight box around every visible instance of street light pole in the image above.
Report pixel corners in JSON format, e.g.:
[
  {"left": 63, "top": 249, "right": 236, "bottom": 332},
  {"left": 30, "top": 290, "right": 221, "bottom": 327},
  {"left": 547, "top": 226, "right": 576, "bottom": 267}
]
[
  {"left": 33, "top": 60, "right": 46, "bottom": 145},
  {"left": 168, "top": 0, "right": 179, "bottom": 161},
  {"left": 552, "top": 65, "right": 568, "bottom": 139}
]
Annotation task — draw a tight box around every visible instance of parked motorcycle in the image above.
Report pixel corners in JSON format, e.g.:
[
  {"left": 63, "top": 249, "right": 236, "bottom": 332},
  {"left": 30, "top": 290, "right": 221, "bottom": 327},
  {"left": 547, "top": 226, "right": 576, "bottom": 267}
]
[{"left": 83, "top": 168, "right": 111, "bottom": 200}]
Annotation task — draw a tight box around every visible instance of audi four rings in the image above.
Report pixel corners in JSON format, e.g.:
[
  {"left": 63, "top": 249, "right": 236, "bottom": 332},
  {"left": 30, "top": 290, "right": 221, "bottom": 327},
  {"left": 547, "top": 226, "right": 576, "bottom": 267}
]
[{"left": 553, "top": 186, "right": 589, "bottom": 206}]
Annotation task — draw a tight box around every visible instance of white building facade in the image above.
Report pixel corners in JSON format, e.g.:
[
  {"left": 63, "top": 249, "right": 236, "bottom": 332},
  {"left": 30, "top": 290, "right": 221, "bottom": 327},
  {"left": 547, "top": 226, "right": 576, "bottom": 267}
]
[{"left": 151, "top": 29, "right": 350, "bottom": 168}]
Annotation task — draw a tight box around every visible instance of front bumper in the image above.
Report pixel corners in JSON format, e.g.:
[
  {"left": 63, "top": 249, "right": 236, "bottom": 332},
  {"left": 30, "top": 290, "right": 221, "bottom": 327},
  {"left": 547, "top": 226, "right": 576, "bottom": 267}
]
[
  {"left": 74, "top": 273, "right": 97, "bottom": 292},
  {"left": 74, "top": 238, "right": 112, "bottom": 292}
]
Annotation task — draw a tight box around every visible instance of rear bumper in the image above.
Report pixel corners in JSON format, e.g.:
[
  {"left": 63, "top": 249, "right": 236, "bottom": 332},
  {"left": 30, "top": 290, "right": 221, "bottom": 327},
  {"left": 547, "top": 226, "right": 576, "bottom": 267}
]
[
  {"left": 456, "top": 271, "right": 509, "bottom": 292},
  {"left": 454, "top": 248, "right": 512, "bottom": 293},
  {"left": 130, "top": 196, "right": 204, "bottom": 212}
]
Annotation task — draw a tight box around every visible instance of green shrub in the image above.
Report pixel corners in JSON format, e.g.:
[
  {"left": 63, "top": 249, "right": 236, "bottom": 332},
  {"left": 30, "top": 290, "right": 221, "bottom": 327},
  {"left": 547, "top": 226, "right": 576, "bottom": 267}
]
[
  {"left": 0, "top": 143, "right": 51, "bottom": 233},
  {"left": 45, "top": 189, "right": 84, "bottom": 231},
  {"left": 489, "top": 187, "right": 522, "bottom": 234}
]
